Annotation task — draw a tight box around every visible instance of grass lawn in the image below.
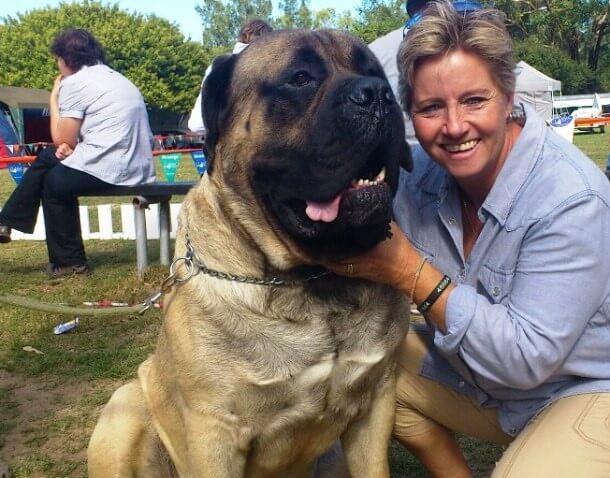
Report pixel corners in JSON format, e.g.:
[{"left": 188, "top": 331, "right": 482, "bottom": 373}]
[{"left": 0, "top": 132, "right": 607, "bottom": 477}]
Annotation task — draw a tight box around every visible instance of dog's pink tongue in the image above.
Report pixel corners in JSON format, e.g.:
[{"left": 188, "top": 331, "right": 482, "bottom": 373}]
[{"left": 305, "top": 194, "right": 342, "bottom": 222}]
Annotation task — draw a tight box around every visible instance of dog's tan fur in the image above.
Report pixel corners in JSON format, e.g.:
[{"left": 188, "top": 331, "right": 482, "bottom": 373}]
[{"left": 88, "top": 30, "right": 409, "bottom": 478}]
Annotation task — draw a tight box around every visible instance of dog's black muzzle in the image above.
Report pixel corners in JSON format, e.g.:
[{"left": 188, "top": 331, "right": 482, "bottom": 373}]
[{"left": 346, "top": 76, "right": 396, "bottom": 121}]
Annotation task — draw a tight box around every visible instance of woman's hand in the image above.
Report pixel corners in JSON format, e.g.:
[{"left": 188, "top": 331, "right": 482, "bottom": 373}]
[
  {"left": 55, "top": 142, "right": 74, "bottom": 160},
  {"left": 325, "top": 222, "right": 421, "bottom": 293},
  {"left": 51, "top": 75, "right": 63, "bottom": 103}
]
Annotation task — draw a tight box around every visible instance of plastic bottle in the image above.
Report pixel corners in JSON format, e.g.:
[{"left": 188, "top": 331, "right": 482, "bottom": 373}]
[{"left": 53, "top": 317, "right": 80, "bottom": 335}]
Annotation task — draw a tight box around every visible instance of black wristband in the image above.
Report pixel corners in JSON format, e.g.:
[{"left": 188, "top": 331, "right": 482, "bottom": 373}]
[{"left": 417, "top": 275, "right": 451, "bottom": 314}]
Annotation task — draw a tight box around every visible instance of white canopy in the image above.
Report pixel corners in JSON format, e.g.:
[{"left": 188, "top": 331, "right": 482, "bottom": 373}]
[
  {"left": 515, "top": 61, "right": 561, "bottom": 92},
  {"left": 514, "top": 61, "right": 561, "bottom": 121}
]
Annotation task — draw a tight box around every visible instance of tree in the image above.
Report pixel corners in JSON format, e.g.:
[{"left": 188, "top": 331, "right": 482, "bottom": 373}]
[
  {"left": 514, "top": 37, "right": 593, "bottom": 94},
  {"left": 276, "top": 1, "right": 346, "bottom": 31},
  {"left": 492, "top": 0, "right": 610, "bottom": 72},
  {"left": 277, "top": 0, "right": 299, "bottom": 28},
  {"left": 0, "top": 1, "right": 207, "bottom": 113},
  {"left": 196, "top": 0, "right": 273, "bottom": 48},
  {"left": 349, "top": 0, "right": 406, "bottom": 44}
]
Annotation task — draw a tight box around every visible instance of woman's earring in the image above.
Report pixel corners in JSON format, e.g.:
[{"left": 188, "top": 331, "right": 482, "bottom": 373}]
[{"left": 509, "top": 106, "right": 526, "bottom": 126}]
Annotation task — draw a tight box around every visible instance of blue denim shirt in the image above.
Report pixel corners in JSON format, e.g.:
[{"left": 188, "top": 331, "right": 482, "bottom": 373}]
[{"left": 394, "top": 105, "right": 610, "bottom": 435}]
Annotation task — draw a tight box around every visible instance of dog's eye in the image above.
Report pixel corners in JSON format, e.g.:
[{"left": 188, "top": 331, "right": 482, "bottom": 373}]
[{"left": 288, "top": 71, "right": 314, "bottom": 87}]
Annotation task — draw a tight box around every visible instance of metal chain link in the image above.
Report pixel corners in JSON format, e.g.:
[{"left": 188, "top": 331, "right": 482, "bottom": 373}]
[{"left": 138, "top": 233, "right": 330, "bottom": 313}]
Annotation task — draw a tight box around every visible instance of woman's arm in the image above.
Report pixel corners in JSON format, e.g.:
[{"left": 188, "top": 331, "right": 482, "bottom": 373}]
[
  {"left": 325, "top": 221, "right": 454, "bottom": 332},
  {"left": 50, "top": 74, "right": 82, "bottom": 149},
  {"left": 440, "top": 194, "right": 609, "bottom": 390},
  {"left": 327, "top": 193, "right": 609, "bottom": 390}
]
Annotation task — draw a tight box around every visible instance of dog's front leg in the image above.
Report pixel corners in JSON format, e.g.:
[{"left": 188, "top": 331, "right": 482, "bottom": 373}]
[
  {"left": 179, "top": 413, "right": 248, "bottom": 478},
  {"left": 340, "top": 373, "right": 396, "bottom": 478}
]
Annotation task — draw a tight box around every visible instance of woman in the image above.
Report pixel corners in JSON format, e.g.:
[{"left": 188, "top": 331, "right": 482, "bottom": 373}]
[
  {"left": 328, "top": 2, "right": 610, "bottom": 476},
  {"left": 0, "top": 29, "right": 154, "bottom": 277}
]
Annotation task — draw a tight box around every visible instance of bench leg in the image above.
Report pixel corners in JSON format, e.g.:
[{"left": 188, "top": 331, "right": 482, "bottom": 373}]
[
  {"left": 159, "top": 200, "right": 170, "bottom": 266},
  {"left": 133, "top": 203, "right": 148, "bottom": 277}
]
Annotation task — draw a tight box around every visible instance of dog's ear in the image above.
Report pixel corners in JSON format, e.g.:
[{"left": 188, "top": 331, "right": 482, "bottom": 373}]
[{"left": 202, "top": 54, "right": 237, "bottom": 174}]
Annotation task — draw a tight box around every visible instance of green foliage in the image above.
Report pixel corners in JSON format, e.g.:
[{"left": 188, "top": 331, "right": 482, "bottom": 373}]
[
  {"left": 347, "top": 0, "right": 407, "bottom": 44},
  {"left": 515, "top": 38, "right": 593, "bottom": 94},
  {"left": 195, "top": 0, "right": 406, "bottom": 46},
  {"left": 196, "top": 0, "right": 273, "bottom": 47},
  {"left": 0, "top": 1, "right": 207, "bottom": 113},
  {"left": 492, "top": 0, "right": 610, "bottom": 74}
]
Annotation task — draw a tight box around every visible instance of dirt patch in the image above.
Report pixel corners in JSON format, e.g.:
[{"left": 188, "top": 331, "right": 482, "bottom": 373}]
[{"left": 0, "top": 370, "right": 120, "bottom": 477}]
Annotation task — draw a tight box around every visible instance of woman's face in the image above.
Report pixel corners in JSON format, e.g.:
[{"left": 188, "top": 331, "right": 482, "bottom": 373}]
[
  {"left": 410, "top": 49, "right": 514, "bottom": 193},
  {"left": 56, "top": 57, "right": 74, "bottom": 77}
]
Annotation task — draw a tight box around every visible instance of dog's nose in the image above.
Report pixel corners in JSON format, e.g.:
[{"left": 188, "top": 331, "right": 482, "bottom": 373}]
[{"left": 347, "top": 77, "right": 394, "bottom": 117}]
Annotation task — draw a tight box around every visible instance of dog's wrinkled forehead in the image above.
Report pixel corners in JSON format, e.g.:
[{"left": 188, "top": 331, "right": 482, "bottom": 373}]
[
  {"left": 201, "top": 29, "right": 386, "bottom": 172},
  {"left": 235, "top": 29, "right": 385, "bottom": 86}
]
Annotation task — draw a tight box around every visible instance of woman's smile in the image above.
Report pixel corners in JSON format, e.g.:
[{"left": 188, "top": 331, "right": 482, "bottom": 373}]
[
  {"left": 442, "top": 139, "right": 480, "bottom": 153},
  {"left": 411, "top": 49, "right": 517, "bottom": 197}
]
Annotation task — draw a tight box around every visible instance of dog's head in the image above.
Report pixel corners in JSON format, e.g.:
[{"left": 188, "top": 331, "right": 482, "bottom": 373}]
[{"left": 202, "top": 29, "right": 411, "bottom": 264}]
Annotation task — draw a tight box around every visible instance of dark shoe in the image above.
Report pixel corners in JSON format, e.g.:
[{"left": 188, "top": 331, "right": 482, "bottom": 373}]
[
  {"left": 46, "top": 262, "right": 90, "bottom": 278},
  {"left": 0, "top": 225, "right": 11, "bottom": 243}
]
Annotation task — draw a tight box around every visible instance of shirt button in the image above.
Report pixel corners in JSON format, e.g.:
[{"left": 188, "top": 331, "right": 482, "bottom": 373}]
[
  {"left": 491, "top": 287, "right": 501, "bottom": 296},
  {"left": 448, "top": 217, "right": 456, "bottom": 225},
  {"left": 458, "top": 269, "right": 466, "bottom": 281}
]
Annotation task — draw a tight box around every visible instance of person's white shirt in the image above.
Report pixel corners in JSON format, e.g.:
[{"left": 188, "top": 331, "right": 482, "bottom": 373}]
[
  {"left": 188, "top": 42, "right": 249, "bottom": 135},
  {"left": 59, "top": 64, "right": 154, "bottom": 186},
  {"left": 368, "top": 27, "right": 418, "bottom": 146}
]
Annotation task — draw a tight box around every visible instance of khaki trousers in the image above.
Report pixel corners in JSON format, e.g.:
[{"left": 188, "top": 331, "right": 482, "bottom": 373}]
[{"left": 394, "top": 328, "right": 610, "bottom": 477}]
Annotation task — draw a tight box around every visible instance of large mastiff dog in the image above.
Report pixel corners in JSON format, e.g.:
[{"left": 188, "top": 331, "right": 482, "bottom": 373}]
[{"left": 89, "top": 29, "right": 411, "bottom": 477}]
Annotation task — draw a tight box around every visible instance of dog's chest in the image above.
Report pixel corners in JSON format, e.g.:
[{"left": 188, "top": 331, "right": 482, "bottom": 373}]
[{"left": 215, "top": 283, "right": 409, "bottom": 456}]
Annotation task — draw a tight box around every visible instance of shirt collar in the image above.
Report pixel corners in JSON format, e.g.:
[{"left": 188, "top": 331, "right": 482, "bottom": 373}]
[
  {"left": 482, "top": 103, "right": 546, "bottom": 225},
  {"left": 412, "top": 145, "right": 451, "bottom": 196},
  {"left": 232, "top": 42, "right": 248, "bottom": 54}
]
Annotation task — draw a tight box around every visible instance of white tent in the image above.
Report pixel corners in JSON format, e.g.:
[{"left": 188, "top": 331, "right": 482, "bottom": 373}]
[{"left": 514, "top": 61, "right": 561, "bottom": 121}]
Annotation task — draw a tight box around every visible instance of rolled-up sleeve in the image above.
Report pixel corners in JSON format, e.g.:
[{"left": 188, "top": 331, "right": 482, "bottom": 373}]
[
  {"left": 434, "top": 193, "right": 610, "bottom": 390},
  {"left": 434, "top": 284, "right": 476, "bottom": 353}
]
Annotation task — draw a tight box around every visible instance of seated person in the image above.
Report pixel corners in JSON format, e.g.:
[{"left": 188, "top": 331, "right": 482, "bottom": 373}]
[{"left": 0, "top": 28, "right": 154, "bottom": 277}]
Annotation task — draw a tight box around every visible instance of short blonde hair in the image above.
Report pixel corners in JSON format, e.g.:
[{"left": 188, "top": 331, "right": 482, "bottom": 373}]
[{"left": 397, "top": 1, "right": 515, "bottom": 114}]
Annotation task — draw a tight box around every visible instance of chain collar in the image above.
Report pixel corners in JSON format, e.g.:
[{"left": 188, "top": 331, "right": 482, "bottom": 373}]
[
  {"left": 139, "top": 231, "right": 330, "bottom": 312},
  {"left": 183, "top": 233, "right": 329, "bottom": 286}
]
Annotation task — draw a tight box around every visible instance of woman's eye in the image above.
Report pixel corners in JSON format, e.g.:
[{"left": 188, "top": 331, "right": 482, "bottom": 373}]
[
  {"left": 417, "top": 104, "right": 443, "bottom": 116},
  {"left": 463, "top": 96, "right": 487, "bottom": 107},
  {"left": 289, "top": 71, "right": 313, "bottom": 87}
]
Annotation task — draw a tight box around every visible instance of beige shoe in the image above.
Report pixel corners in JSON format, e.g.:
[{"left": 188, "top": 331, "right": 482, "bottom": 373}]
[{"left": 0, "top": 225, "right": 11, "bottom": 244}]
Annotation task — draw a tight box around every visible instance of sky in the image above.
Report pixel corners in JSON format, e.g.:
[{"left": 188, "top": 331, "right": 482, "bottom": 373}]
[{"left": 2, "top": 0, "right": 364, "bottom": 42}]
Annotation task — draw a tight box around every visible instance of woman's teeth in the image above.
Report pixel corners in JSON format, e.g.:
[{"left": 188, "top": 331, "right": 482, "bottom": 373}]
[
  {"left": 350, "top": 167, "right": 386, "bottom": 188},
  {"left": 444, "top": 139, "right": 479, "bottom": 152}
]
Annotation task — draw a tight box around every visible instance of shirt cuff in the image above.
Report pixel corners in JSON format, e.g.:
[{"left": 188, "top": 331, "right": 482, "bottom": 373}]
[
  {"left": 433, "top": 285, "right": 477, "bottom": 354},
  {"left": 59, "top": 109, "right": 84, "bottom": 119}
]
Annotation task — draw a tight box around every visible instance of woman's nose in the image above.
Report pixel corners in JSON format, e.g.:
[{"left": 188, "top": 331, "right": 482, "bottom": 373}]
[{"left": 442, "top": 105, "right": 468, "bottom": 137}]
